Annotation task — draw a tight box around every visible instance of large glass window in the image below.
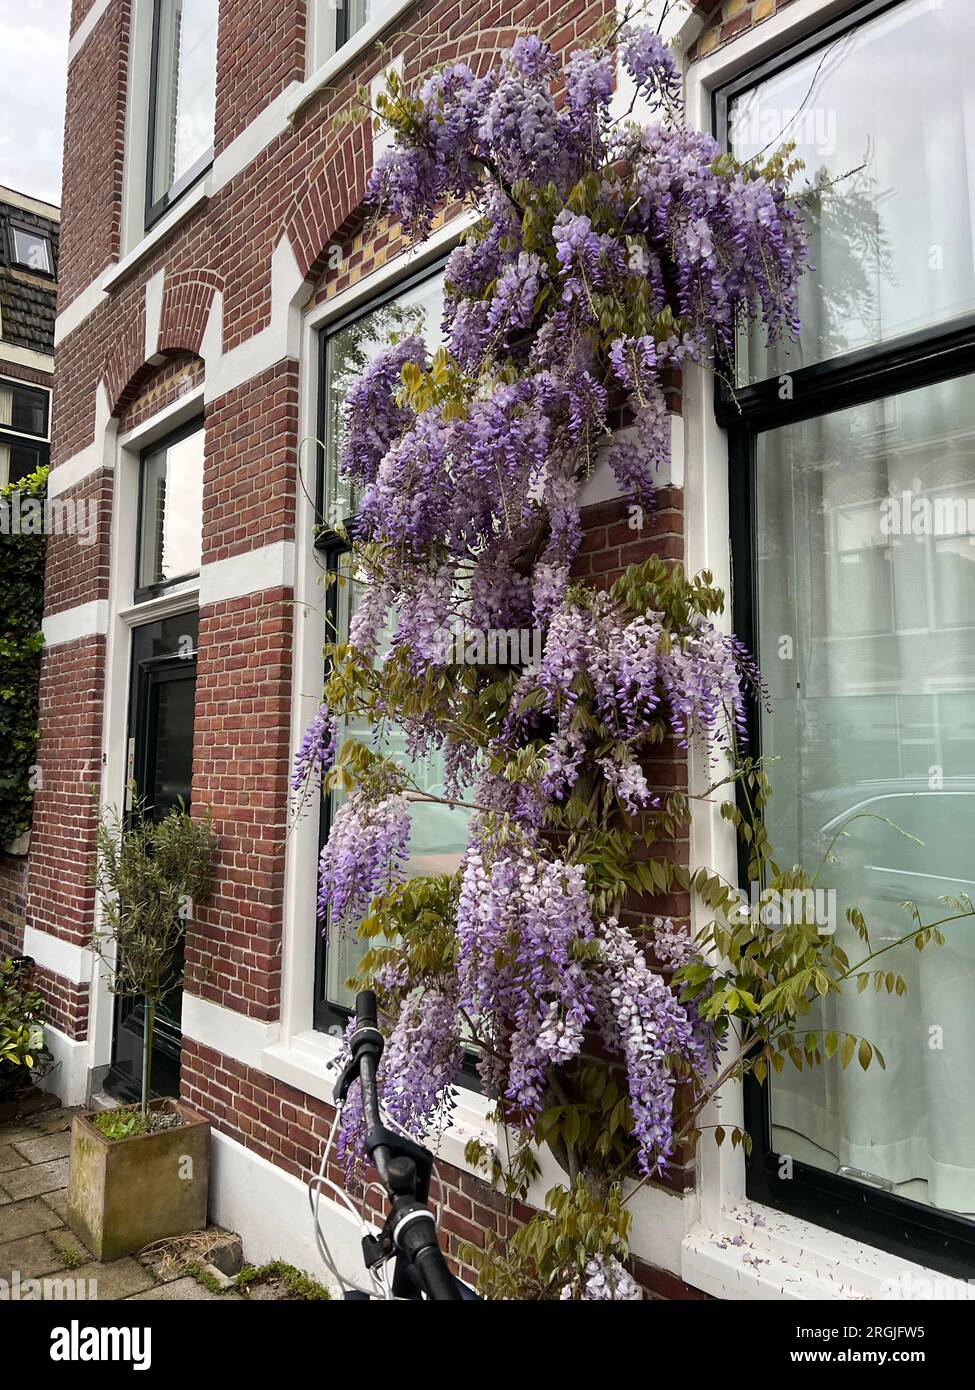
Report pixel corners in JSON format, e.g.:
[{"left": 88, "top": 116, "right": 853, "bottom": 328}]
[
  {"left": 314, "top": 265, "right": 471, "bottom": 1030},
  {"left": 722, "top": 0, "right": 975, "bottom": 1274},
  {"left": 136, "top": 422, "right": 204, "bottom": 597},
  {"left": 0, "top": 379, "right": 50, "bottom": 486},
  {"left": 727, "top": 0, "right": 975, "bottom": 384},
  {"left": 147, "top": 0, "right": 218, "bottom": 224}
]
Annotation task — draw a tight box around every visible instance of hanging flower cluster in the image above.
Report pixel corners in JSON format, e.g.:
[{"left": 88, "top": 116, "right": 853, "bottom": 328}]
[
  {"left": 342, "top": 26, "right": 806, "bottom": 640},
  {"left": 296, "top": 25, "right": 810, "bottom": 1249}
]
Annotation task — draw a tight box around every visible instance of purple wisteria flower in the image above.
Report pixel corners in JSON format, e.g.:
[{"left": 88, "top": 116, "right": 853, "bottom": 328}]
[
  {"left": 291, "top": 707, "right": 339, "bottom": 792},
  {"left": 317, "top": 790, "right": 411, "bottom": 927}
]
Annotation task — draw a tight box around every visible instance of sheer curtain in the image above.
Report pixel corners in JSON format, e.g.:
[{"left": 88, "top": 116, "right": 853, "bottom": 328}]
[
  {"left": 0, "top": 383, "right": 12, "bottom": 487},
  {"left": 757, "top": 375, "right": 975, "bottom": 1213}
]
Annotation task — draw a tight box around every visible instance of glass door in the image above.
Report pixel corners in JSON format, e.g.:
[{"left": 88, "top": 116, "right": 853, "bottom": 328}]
[{"left": 105, "top": 613, "right": 199, "bottom": 1102}]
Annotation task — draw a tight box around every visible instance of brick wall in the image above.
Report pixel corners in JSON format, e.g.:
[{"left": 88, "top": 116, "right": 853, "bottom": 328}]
[
  {"left": 689, "top": 0, "right": 799, "bottom": 60},
  {"left": 0, "top": 854, "right": 27, "bottom": 958}
]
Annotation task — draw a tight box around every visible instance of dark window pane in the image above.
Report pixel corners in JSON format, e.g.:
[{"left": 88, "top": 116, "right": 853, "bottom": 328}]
[{"left": 0, "top": 383, "right": 49, "bottom": 438}]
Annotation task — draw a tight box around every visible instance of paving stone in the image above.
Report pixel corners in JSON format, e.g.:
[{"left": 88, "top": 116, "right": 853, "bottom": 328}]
[
  {"left": 0, "top": 1231, "right": 65, "bottom": 1282},
  {"left": 33, "top": 1110, "right": 76, "bottom": 1135},
  {"left": 0, "top": 1157, "right": 69, "bottom": 1200},
  {"left": 67, "top": 1258, "right": 156, "bottom": 1300},
  {"left": 0, "top": 1125, "right": 37, "bottom": 1147},
  {"left": 42, "top": 1188, "right": 69, "bottom": 1220},
  {"left": 126, "top": 1275, "right": 241, "bottom": 1301},
  {"left": 12, "top": 1131, "right": 72, "bottom": 1164},
  {"left": 0, "top": 1144, "right": 27, "bottom": 1174},
  {"left": 48, "top": 1227, "right": 91, "bottom": 1265},
  {"left": 0, "top": 1196, "right": 63, "bottom": 1242}
]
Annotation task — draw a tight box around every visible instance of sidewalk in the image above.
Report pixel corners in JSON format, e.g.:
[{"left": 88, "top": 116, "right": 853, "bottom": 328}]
[{"left": 0, "top": 1104, "right": 323, "bottom": 1300}]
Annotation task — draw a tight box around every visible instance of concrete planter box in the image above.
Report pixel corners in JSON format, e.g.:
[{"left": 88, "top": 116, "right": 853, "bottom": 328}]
[{"left": 67, "top": 1098, "right": 210, "bottom": 1262}]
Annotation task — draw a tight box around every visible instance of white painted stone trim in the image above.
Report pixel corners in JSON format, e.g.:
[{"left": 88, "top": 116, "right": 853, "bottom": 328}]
[
  {"left": 683, "top": 1203, "right": 975, "bottom": 1300},
  {"left": 47, "top": 382, "right": 114, "bottom": 497},
  {"left": 0, "top": 183, "right": 60, "bottom": 221},
  {"left": 67, "top": 0, "right": 113, "bottom": 66},
  {"left": 41, "top": 600, "right": 110, "bottom": 646},
  {"left": 203, "top": 235, "right": 311, "bottom": 403},
  {"left": 0, "top": 343, "right": 55, "bottom": 374},
  {"left": 143, "top": 268, "right": 165, "bottom": 361},
  {"left": 23, "top": 926, "right": 94, "bottom": 986},
  {"left": 39, "top": 1023, "right": 89, "bottom": 1107},
  {"left": 198, "top": 540, "right": 297, "bottom": 608},
  {"left": 101, "top": 183, "right": 209, "bottom": 295},
  {"left": 54, "top": 279, "right": 110, "bottom": 347},
  {"left": 180, "top": 992, "right": 281, "bottom": 1072}
]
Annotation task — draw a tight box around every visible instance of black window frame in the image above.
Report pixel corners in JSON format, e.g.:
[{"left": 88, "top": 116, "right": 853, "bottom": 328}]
[
  {"left": 134, "top": 416, "right": 205, "bottom": 603},
  {"left": 717, "top": 0, "right": 975, "bottom": 1278},
  {"left": 8, "top": 222, "right": 55, "bottom": 279},
  {"left": 0, "top": 378, "right": 51, "bottom": 484},
  {"left": 311, "top": 259, "right": 480, "bottom": 1091},
  {"left": 145, "top": 0, "right": 217, "bottom": 231}
]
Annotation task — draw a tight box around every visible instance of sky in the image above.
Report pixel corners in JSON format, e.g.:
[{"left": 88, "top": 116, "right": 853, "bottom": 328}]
[{"left": 0, "top": 0, "right": 70, "bottom": 205}]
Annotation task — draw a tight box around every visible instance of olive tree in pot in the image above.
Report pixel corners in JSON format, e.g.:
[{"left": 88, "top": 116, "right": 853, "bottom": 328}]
[{"left": 67, "top": 797, "right": 218, "bottom": 1262}]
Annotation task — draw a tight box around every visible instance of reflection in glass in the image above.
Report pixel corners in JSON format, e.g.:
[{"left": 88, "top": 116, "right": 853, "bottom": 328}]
[
  {"left": 729, "top": 0, "right": 975, "bottom": 382},
  {"left": 756, "top": 373, "right": 975, "bottom": 1214},
  {"left": 149, "top": 0, "right": 218, "bottom": 208},
  {"left": 138, "top": 428, "right": 204, "bottom": 592},
  {"left": 323, "top": 552, "right": 472, "bottom": 1011},
  {"left": 322, "top": 271, "right": 445, "bottom": 528}
]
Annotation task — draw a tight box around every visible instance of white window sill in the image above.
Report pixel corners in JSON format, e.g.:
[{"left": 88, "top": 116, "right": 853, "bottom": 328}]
[
  {"left": 682, "top": 1200, "right": 975, "bottom": 1300},
  {"left": 261, "top": 1027, "right": 496, "bottom": 1176},
  {"left": 101, "top": 182, "right": 210, "bottom": 293},
  {"left": 290, "top": 0, "right": 417, "bottom": 124}
]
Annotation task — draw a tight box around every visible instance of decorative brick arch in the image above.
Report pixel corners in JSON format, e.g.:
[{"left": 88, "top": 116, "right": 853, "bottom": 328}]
[
  {"left": 284, "top": 19, "right": 614, "bottom": 287},
  {"left": 286, "top": 128, "right": 370, "bottom": 285},
  {"left": 103, "top": 269, "right": 224, "bottom": 418}
]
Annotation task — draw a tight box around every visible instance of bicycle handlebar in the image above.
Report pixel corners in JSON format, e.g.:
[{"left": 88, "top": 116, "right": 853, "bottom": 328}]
[{"left": 349, "top": 990, "right": 462, "bottom": 1301}]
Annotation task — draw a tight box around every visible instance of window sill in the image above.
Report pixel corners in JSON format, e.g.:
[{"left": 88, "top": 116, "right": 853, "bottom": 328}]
[
  {"left": 261, "top": 1027, "right": 496, "bottom": 1176},
  {"left": 290, "top": 0, "right": 417, "bottom": 124},
  {"left": 101, "top": 181, "right": 210, "bottom": 294},
  {"left": 682, "top": 1200, "right": 975, "bottom": 1300}
]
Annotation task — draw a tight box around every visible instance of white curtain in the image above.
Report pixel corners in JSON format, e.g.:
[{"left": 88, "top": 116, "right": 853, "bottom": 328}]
[{"left": 758, "top": 374, "right": 975, "bottom": 1214}]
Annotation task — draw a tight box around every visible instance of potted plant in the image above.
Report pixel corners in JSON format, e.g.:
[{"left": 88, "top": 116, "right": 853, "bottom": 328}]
[
  {"left": 66, "top": 797, "right": 218, "bottom": 1262},
  {"left": 0, "top": 955, "right": 54, "bottom": 1121}
]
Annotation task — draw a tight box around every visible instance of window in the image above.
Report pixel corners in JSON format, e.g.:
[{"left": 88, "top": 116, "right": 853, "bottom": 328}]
[
  {"left": 0, "top": 379, "right": 50, "bottom": 486},
  {"left": 10, "top": 226, "right": 53, "bottom": 276},
  {"left": 719, "top": 0, "right": 975, "bottom": 1277},
  {"left": 314, "top": 264, "right": 473, "bottom": 1031},
  {"left": 146, "top": 0, "right": 218, "bottom": 226},
  {"left": 333, "top": 0, "right": 398, "bottom": 56},
  {"left": 136, "top": 421, "right": 204, "bottom": 598}
]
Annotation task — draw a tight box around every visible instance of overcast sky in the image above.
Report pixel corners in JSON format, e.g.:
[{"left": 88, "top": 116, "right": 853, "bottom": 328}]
[{"left": 0, "top": 0, "right": 70, "bottom": 205}]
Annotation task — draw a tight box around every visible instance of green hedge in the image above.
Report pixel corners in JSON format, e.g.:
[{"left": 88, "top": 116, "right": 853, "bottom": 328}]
[{"left": 0, "top": 465, "right": 48, "bottom": 847}]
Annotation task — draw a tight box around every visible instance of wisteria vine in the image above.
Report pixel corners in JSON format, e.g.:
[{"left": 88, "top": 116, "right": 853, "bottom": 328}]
[{"left": 294, "top": 22, "right": 812, "bottom": 1296}]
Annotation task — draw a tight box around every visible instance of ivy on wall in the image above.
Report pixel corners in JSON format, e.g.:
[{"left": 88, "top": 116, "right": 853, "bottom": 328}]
[{"left": 0, "top": 465, "right": 47, "bottom": 849}]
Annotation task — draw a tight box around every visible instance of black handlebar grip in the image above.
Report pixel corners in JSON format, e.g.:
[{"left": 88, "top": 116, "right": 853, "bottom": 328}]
[{"left": 355, "top": 990, "right": 378, "bottom": 1030}]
